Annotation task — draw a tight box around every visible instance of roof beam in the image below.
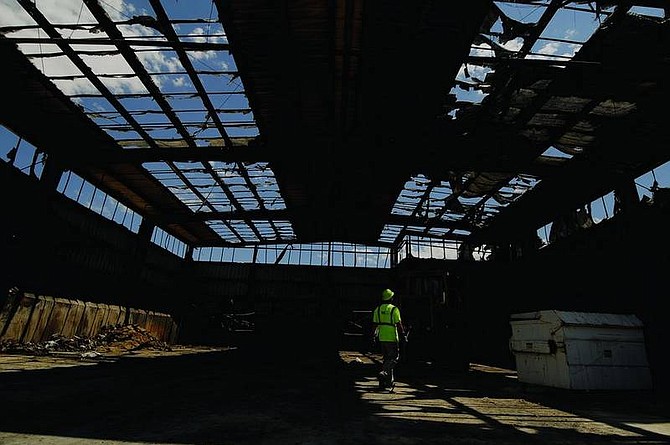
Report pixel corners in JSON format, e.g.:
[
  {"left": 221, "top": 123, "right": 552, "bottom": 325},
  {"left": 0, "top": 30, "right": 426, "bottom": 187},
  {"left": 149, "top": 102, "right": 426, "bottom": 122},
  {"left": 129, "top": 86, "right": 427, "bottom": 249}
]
[
  {"left": 496, "top": 0, "right": 667, "bottom": 8},
  {"left": 386, "top": 213, "right": 474, "bottom": 232},
  {"left": 72, "top": 147, "right": 269, "bottom": 165},
  {"left": 401, "top": 229, "right": 470, "bottom": 242},
  {"left": 190, "top": 239, "right": 393, "bottom": 248},
  {"left": 3, "top": 36, "right": 229, "bottom": 51},
  {"left": 161, "top": 209, "right": 290, "bottom": 224},
  {"left": 466, "top": 55, "right": 600, "bottom": 68}
]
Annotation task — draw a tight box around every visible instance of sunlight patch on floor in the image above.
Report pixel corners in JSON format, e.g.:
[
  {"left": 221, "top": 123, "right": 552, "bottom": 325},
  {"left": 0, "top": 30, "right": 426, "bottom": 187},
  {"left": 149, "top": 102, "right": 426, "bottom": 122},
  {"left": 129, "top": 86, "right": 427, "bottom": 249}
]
[
  {"left": 0, "top": 432, "right": 180, "bottom": 445},
  {"left": 452, "top": 396, "right": 642, "bottom": 437},
  {"left": 354, "top": 376, "right": 486, "bottom": 424},
  {"left": 623, "top": 422, "right": 670, "bottom": 437}
]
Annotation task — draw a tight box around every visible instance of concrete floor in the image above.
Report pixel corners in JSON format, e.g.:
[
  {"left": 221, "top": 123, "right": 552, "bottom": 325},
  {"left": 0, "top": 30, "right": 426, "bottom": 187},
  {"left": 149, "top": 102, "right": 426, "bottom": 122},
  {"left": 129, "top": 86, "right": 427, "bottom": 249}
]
[{"left": 1, "top": 344, "right": 669, "bottom": 444}]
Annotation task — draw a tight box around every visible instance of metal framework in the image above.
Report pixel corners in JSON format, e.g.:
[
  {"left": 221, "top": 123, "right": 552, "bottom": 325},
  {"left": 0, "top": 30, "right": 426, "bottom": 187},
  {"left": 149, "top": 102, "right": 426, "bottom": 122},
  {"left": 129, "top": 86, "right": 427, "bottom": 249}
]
[{"left": 1, "top": 0, "right": 669, "bottom": 256}]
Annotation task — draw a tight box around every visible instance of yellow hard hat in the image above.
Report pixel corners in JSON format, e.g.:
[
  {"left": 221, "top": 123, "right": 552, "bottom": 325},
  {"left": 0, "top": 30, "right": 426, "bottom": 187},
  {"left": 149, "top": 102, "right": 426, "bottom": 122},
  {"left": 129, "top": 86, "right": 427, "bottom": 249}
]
[{"left": 381, "top": 288, "right": 394, "bottom": 300}]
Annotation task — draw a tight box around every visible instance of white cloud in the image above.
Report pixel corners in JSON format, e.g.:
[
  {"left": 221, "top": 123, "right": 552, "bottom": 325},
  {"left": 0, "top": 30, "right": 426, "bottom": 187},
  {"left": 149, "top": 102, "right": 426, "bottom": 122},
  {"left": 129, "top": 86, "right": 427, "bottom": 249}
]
[
  {"left": 172, "top": 76, "right": 187, "bottom": 87},
  {"left": 527, "top": 41, "right": 578, "bottom": 61},
  {"left": 190, "top": 27, "right": 208, "bottom": 43},
  {"left": 457, "top": 64, "right": 491, "bottom": 83},
  {"left": 502, "top": 37, "right": 524, "bottom": 52}
]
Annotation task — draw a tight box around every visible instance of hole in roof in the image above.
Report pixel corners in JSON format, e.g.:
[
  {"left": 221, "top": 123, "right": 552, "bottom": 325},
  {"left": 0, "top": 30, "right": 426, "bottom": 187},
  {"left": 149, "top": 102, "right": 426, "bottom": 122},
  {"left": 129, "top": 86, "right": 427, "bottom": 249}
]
[
  {"left": 629, "top": 7, "right": 665, "bottom": 17},
  {"left": 541, "top": 145, "right": 572, "bottom": 159}
]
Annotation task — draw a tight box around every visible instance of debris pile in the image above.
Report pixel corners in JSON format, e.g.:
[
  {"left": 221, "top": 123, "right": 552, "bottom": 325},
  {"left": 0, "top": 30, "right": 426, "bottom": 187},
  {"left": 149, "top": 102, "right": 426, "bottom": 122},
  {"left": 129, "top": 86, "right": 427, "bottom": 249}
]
[{"left": 0, "top": 324, "right": 172, "bottom": 357}]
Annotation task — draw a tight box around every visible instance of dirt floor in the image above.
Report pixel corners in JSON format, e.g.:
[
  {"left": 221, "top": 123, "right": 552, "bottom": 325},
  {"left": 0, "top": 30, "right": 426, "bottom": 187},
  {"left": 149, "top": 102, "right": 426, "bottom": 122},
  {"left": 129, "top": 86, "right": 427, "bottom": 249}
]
[{"left": 1, "top": 341, "right": 669, "bottom": 445}]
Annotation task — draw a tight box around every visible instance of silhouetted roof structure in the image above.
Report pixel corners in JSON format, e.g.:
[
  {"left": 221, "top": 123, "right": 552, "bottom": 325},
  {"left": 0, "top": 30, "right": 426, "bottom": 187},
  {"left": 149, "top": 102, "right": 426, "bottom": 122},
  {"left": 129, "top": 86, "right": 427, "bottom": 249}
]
[{"left": 1, "top": 0, "right": 669, "bottom": 249}]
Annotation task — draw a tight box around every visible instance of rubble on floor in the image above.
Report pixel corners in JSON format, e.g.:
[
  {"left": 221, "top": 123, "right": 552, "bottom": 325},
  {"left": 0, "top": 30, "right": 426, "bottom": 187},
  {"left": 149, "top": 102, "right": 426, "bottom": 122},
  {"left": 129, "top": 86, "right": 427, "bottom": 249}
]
[{"left": 0, "top": 324, "right": 172, "bottom": 358}]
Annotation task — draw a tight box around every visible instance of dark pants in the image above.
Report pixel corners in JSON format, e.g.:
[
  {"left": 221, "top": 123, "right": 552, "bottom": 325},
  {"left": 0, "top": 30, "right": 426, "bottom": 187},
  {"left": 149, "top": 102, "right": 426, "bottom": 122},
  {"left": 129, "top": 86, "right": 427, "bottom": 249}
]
[{"left": 379, "top": 341, "right": 399, "bottom": 386}]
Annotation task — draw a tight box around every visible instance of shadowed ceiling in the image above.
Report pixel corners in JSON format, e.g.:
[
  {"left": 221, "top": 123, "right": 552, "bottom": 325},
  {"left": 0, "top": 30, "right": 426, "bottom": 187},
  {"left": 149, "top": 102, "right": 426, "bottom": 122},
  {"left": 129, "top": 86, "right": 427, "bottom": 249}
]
[{"left": 1, "top": 0, "right": 668, "bottom": 250}]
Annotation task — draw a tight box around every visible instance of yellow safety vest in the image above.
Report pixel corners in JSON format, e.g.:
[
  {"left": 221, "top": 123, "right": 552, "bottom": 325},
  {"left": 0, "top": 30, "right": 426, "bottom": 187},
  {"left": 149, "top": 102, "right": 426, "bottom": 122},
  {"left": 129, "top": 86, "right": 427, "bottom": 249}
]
[{"left": 373, "top": 303, "right": 401, "bottom": 342}]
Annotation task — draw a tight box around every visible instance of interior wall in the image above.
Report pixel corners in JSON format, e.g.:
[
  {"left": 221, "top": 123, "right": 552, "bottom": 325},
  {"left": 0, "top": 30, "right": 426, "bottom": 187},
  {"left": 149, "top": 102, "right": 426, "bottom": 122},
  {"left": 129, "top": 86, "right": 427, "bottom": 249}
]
[{"left": 180, "top": 261, "right": 391, "bottom": 347}]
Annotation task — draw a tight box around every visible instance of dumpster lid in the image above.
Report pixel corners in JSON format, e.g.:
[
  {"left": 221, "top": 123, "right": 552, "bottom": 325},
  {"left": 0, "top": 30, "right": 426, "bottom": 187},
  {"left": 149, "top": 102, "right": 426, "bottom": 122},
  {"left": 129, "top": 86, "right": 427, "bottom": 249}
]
[{"left": 510, "top": 310, "right": 644, "bottom": 328}]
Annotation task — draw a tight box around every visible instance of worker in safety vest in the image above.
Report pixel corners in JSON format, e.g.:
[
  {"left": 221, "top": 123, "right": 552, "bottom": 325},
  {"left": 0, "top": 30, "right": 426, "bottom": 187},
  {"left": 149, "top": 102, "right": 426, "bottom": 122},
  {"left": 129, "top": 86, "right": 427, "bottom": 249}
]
[{"left": 372, "top": 288, "right": 407, "bottom": 390}]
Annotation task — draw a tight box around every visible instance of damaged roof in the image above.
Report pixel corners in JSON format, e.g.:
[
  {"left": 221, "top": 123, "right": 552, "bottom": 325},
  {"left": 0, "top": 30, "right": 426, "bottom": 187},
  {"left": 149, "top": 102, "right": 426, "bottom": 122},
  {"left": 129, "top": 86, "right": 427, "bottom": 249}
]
[{"left": 1, "top": 0, "right": 669, "bottom": 250}]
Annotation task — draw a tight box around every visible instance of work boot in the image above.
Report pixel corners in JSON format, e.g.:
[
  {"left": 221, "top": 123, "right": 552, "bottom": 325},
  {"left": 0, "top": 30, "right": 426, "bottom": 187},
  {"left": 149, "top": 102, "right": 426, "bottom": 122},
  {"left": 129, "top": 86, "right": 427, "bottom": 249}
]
[{"left": 377, "top": 371, "right": 388, "bottom": 388}]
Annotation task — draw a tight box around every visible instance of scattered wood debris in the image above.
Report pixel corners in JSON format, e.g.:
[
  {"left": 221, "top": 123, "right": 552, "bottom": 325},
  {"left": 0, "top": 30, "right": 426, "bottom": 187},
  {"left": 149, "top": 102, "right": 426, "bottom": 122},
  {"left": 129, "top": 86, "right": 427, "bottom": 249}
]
[{"left": 0, "top": 324, "right": 172, "bottom": 358}]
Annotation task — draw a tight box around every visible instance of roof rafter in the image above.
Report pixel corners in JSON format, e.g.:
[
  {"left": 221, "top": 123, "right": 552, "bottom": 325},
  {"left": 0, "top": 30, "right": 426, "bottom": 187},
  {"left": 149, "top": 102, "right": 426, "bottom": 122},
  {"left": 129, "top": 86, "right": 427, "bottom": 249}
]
[{"left": 3, "top": 36, "right": 229, "bottom": 51}]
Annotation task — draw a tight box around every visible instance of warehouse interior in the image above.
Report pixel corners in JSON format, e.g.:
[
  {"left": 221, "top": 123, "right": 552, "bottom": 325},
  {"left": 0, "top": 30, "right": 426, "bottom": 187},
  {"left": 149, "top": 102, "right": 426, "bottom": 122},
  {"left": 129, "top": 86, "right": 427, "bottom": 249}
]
[{"left": 2, "top": 1, "right": 670, "bottom": 443}]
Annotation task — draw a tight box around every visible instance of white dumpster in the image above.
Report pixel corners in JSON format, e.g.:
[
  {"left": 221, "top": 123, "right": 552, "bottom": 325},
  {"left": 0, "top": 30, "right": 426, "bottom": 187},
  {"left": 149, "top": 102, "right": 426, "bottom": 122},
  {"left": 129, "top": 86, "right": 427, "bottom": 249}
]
[{"left": 509, "top": 310, "right": 652, "bottom": 390}]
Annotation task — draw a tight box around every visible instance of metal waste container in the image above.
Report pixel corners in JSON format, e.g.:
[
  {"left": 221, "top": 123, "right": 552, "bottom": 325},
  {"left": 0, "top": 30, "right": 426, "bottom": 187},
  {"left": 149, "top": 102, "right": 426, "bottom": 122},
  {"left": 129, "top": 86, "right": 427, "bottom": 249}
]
[{"left": 509, "top": 310, "right": 652, "bottom": 390}]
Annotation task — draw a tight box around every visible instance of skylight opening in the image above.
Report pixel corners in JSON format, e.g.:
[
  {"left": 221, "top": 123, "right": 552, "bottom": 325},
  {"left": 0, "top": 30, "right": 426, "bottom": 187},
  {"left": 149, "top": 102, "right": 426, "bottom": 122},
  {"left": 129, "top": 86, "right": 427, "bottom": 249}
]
[
  {"left": 143, "top": 161, "right": 212, "bottom": 211},
  {"left": 115, "top": 95, "right": 161, "bottom": 113},
  {"left": 150, "top": 72, "right": 192, "bottom": 91},
  {"left": 540, "top": 145, "right": 573, "bottom": 159},
  {"left": 194, "top": 242, "right": 391, "bottom": 268},
  {"left": 0, "top": 125, "right": 45, "bottom": 179},
  {"left": 537, "top": 221, "right": 552, "bottom": 246},
  {"left": 136, "top": 48, "right": 183, "bottom": 81},
  {"left": 175, "top": 22, "right": 227, "bottom": 42},
  {"left": 481, "top": 197, "right": 503, "bottom": 218},
  {"left": 494, "top": 1, "right": 545, "bottom": 24},
  {"left": 509, "top": 174, "right": 540, "bottom": 191},
  {"left": 635, "top": 160, "right": 670, "bottom": 199},
  {"left": 228, "top": 220, "right": 260, "bottom": 243},
  {"left": 51, "top": 76, "right": 100, "bottom": 96},
  {"left": 163, "top": 94, "right": 206, "bottom": 111},
  {"left": 274, "top": 221, "right": 295, "bottom": 238},
  {"left": 104, "top": 130, "right": 145, "bottom": 143},
  {"left": 151, "top": 226, "right": 187, "bottom": 258},
  {"left": 244, "top": 163, "right": 286, "bottom": 211},
  {"left": 57, "top": 170, "right": 142, "bottom": 233},
  {"left": 81, "top": 99, "right": 126, "bottom": 122},
  {"left": 131, "top": 111, "right": 171, "bottom": 127},
  {"left": 428, "top": 186, "right": 452, "bottom": 201},
  {"left": 21, "top": 46, "right": 71, "bottom": 70},
  {"left": 184, "top": 170, "right": 218, "bottom": 189},
  {"left": 379, "top": 224, "right": 403, "bottom": 244},
  {"left": 397, "top": 236, "right": 463, "bottom": 262},
  {"left": 590, "top": 191, "right": 615, "bottom": 224},
  {"left": 425, "top": 228, "right": 450, "bottom": 237},
  {"left": 221, "top": 123, "right": 259, "bottom": 139},
  {"left": 216, "top": 108, "right": 254, "bottom": 122},
  {"left": 206, "top": 221, "right": 239, "bottom": 242},
  {"left": 629, "top": 7, "right": 666, "bottom": 18},
  {"left": 450, "top": 63, "right": 490, "bottom": 107},
  {"left": 458, "top": 196, "right": 481, "bottom": 206},
  {"left": 532, "top": 3, "right": 608, "bottom": 58}
]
